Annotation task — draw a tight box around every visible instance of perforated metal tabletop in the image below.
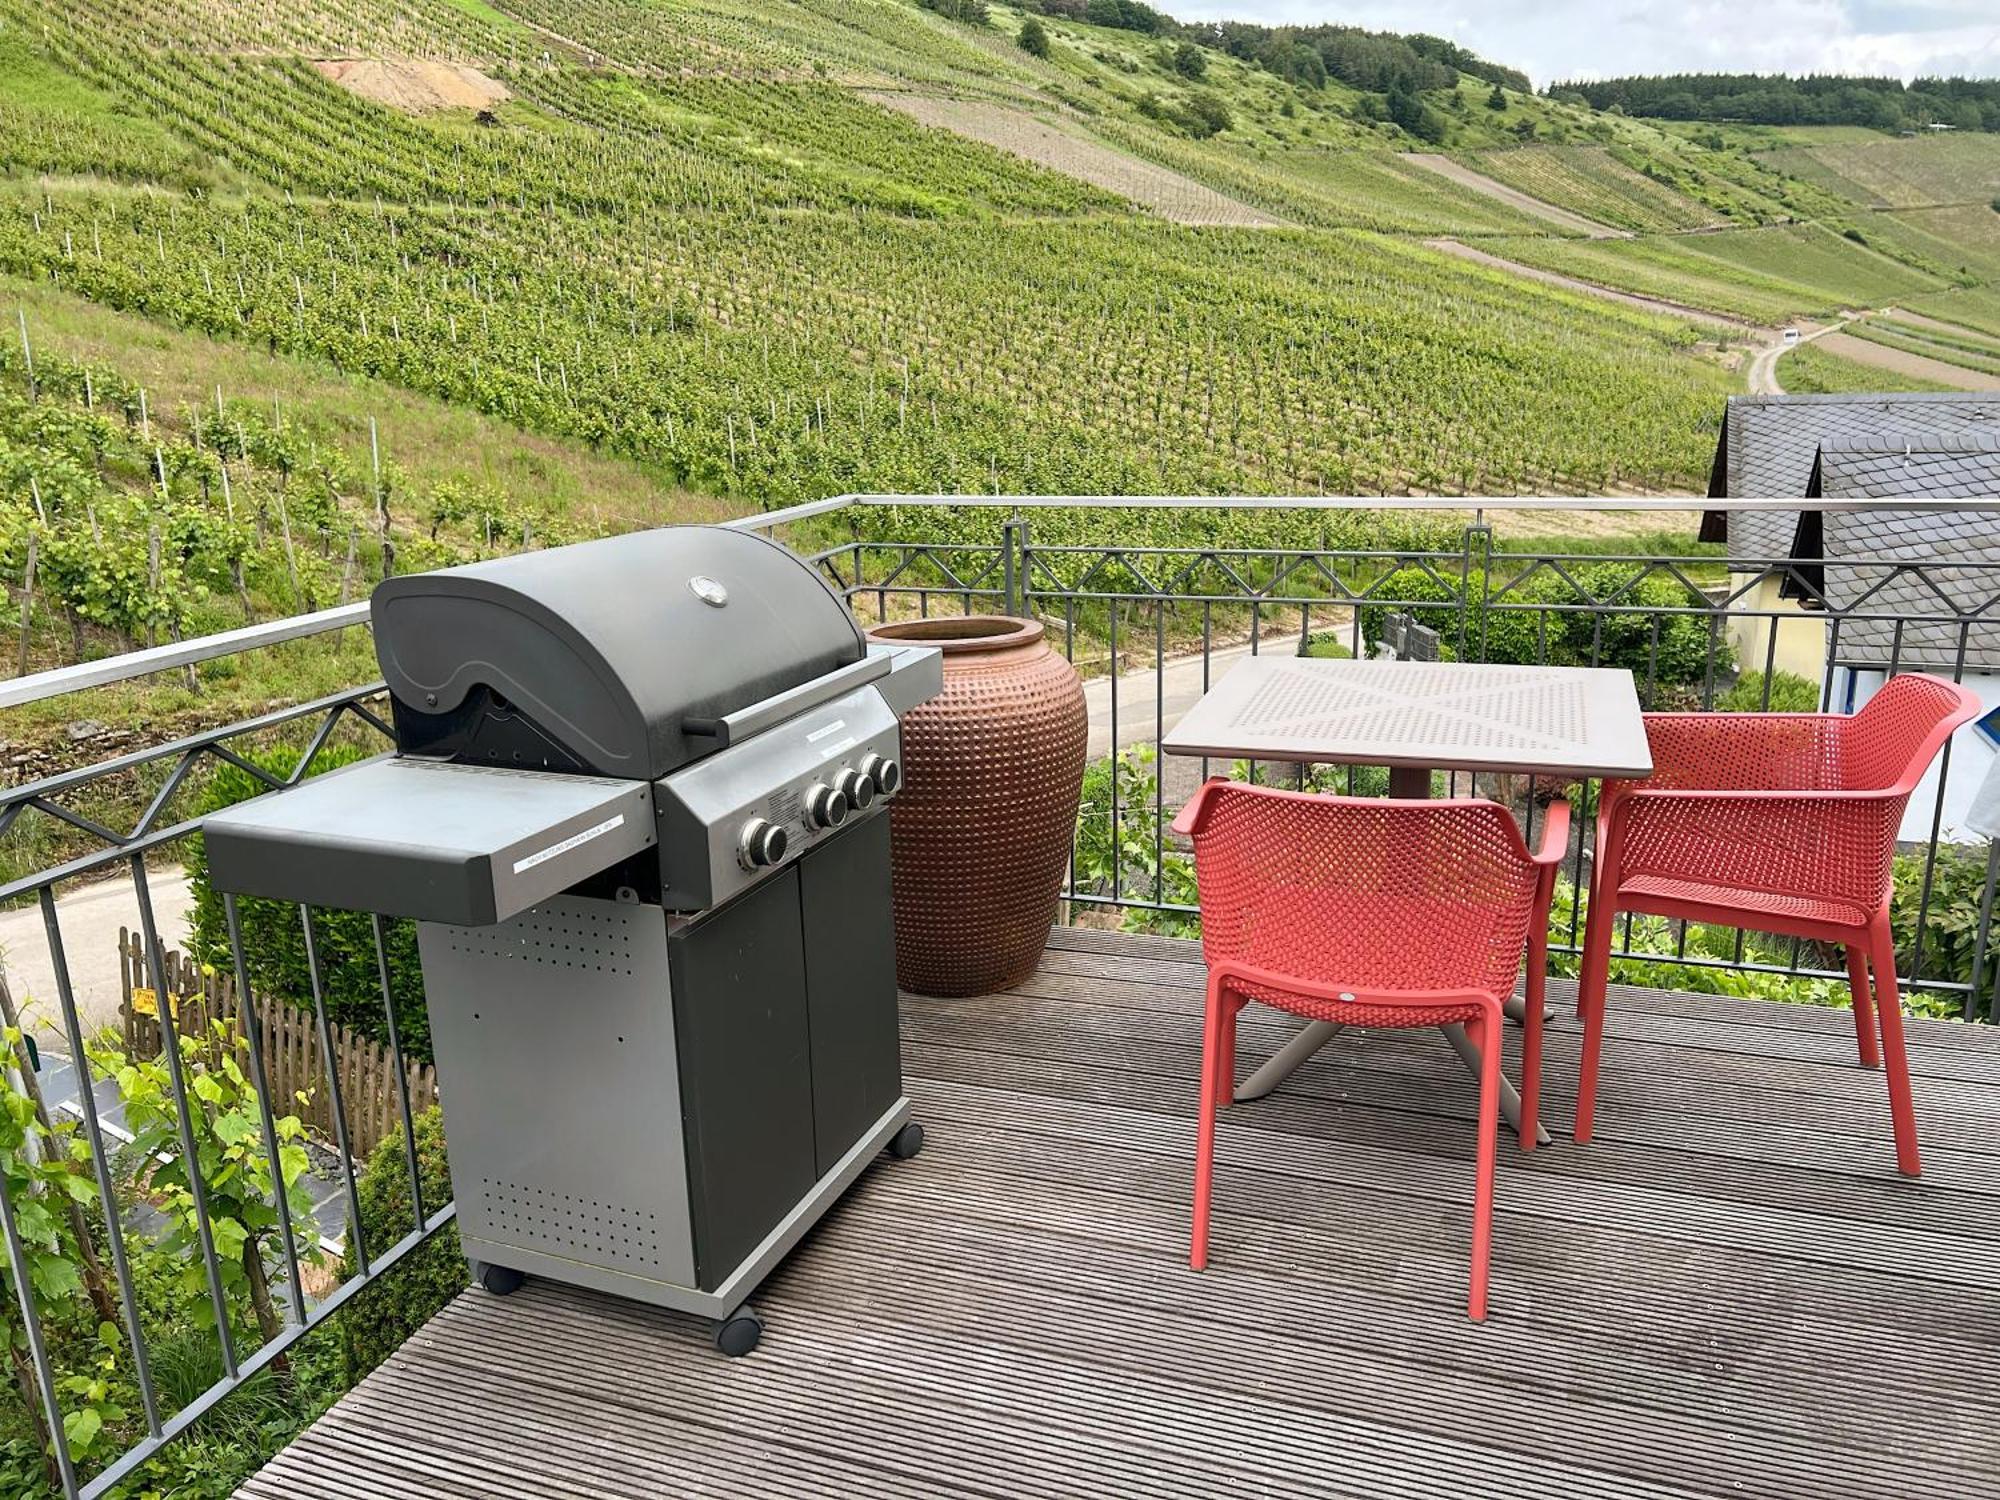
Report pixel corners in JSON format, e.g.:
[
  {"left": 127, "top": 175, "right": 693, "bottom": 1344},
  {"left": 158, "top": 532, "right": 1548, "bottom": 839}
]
[{"left": 1161, "top": 658, "right": 1652, "bottom": 782}]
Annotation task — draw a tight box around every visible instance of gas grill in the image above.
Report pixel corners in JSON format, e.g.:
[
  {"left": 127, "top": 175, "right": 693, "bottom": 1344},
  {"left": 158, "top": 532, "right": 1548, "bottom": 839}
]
[{"left": 202, "top": 526, "right": 941, "bottom": 1355}]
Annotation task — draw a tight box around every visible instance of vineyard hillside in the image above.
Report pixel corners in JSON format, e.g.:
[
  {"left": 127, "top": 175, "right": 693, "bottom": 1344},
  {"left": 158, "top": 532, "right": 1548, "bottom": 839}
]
[{"left": 6, "top": 0, "right": 2000, "bottom": 698}]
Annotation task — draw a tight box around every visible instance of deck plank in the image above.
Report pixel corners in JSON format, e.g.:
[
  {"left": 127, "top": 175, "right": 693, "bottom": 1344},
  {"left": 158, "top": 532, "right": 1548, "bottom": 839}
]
[{"left": 239, "top": 927, "right": 2000, "bottom": 1500}]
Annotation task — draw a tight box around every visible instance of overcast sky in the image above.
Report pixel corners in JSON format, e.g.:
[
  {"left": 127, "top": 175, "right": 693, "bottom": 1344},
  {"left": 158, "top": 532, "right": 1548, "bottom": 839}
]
[{"left": 1173, "top": 2, "right": 2000, "bottom": 87}]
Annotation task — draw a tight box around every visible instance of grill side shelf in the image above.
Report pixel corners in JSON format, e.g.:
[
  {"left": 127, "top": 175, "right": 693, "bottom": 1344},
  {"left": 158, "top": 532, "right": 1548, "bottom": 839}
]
[{"left": 202, "top": 757, "right": 657, "bottom": 926}]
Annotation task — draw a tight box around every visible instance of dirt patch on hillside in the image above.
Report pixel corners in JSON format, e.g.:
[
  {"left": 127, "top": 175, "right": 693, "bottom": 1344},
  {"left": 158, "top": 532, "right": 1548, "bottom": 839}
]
[
  {"left": 1815, "top": 330, "right": 2000, "bottom": 391},
  {"left": 313, "top": 58, "right": 511, "bottom": 114},
  {"left": 1405, "top": 154, "right": 1627, "bottom": 239},
  {"left": 867, "top": 92, "right": 1282, "bottom": 227}
]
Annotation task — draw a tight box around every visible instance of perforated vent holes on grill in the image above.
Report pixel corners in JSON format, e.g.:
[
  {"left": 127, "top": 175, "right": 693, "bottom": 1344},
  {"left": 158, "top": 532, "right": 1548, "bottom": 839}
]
[
  {"left": 479, "top": 1179, "right": 666, "bottom": 1270},
  {"left": 443, "top": 904, "right": 638, "bottom": 976}
]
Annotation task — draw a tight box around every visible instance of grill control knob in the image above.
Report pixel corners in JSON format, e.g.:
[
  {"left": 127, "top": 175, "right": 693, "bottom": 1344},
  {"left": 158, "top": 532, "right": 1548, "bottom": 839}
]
[
  {"left": 835, "top": 768, "right": 875, "bottom": 812},
  {"left": 805, "top": 782, "right": 848, "bottom": 830},
  {"left": 859, "top": 752, "right": 902, "bottom": 797},
  {"left": 738, "top": 817, "right": 788, "bottom": 869}
]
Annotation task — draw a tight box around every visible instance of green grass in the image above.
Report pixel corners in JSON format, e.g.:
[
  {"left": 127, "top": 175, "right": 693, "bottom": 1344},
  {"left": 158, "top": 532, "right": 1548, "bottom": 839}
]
[
  {"left": 1843, "top": 317, "right": 2000, "bottom": 376},
  {"left": 1777, "top": 341, "right": 1958, "bottom": 394},
  {"left": 1463, "top": 145, "right": 1719, "bottom": 233},
  {"left": 1480, "top": 223, "right": 1942, "bottom": 323},
  {"left": 1904, "top": 286, "right": 2000, "bottom": 340},
  {"left": 2, "top": 276, "right": 729, "bottom": 537},
  {"left": 1760, "top": 134, "right": 2000, "bottom": 210}
]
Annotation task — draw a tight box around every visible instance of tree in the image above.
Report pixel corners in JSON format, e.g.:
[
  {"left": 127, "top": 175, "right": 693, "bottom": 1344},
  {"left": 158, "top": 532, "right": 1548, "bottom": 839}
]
[
  {"left": 1487, "top": 82, "right": 1507, "bottom": 111},
  {"left": 1385, "top": 84, "right": 1444, "bottom": 143},
  {"left": 1019, "top": 16, "right": 1050, "bottom": 56},
  {"left": 1180, "top": 92, "right": 1232, "bottom": 138},
  {"left": 1172, "top": 40, "right": 1206, "bottom": 80}
]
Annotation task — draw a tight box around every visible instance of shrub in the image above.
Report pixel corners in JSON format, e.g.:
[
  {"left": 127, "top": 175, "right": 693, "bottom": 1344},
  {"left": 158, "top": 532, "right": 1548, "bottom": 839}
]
[
  {"left": 339, "top": 1107, "right": 463, "bottom": 1382},
  {"left": 1356, "top": 563, "right": 1731, "bottom": 689},
  {"left": 185, "top": 742, "right": 431, "bottom": 1060},
  {"left": 1180, "top": 92, "right": 1232, "bottom": 138},
  {"left": 918, "top": 0, "right": 988, "bottom": 22},
  {"left": 1716, "top": 670, "right": 1820, "bottom": 712},
  {"left": 1171, "top": 41, "right": 1205, "bottom": 80},
  {"left": 1019, "top": 16, "right": 1050, "bottom": 56}
]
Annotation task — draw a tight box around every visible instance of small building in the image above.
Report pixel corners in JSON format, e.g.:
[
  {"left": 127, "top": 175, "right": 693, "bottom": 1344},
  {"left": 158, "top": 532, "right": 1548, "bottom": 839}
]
[
  {"left": 1803, "top": 441, "right": 2000, "bottom": 838},
  {"left": 1703, "top": 394, "right": 2000, "bottom": 841}
]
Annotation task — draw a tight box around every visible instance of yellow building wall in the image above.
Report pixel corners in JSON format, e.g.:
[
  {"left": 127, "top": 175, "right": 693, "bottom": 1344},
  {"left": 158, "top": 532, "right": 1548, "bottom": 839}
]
[{"left": 1726, "top": 572, "right": 1827, "bottom": 684}]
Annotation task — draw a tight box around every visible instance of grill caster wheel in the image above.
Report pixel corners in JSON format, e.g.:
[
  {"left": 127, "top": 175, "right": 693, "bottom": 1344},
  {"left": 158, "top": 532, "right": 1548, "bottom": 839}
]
[
  {"left": 473, "top": 1261, "right": 525, "bottom": 1297},
  {"left": 715, "top": 1307, "right": 763, "bottom": 1358},
  {"left": 887, "top": 1122, "right": 925, "bottom": 1161}
]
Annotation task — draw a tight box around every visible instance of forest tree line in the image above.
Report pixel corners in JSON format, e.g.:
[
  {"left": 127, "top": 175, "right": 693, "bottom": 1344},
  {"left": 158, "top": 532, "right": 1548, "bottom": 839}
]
[
  {"left": 1550, "top": 73, "right": 2000, "bottom": 132},
  {"left": 1011, "top": 1, "right": 1531, "bottom": 96}
]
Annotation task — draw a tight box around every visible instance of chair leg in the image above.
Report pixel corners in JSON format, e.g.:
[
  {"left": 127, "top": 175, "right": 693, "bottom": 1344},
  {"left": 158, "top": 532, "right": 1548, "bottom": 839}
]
[
  {"left": 1191, "top": 973, "right": 1227, "bottom": 1270},
  {"left": 1845, "top": 945, "right": 1882, "bottom": 1071},
  {"left": 1214, "top": 994, "right": 1240, "bottom": 1108},
  {"left": 1468, "top": 1006, "right": 1502, "bottom": 1322},
  {"left": 1520, "top": 929, "right": 1546, "bottom": 1152},
  {"left": 1574, "top": 882, "right": 1618, "bottom": 1145},
  {"left": 1867, "top": 915, "right": 1922, "bottom": 1179}
]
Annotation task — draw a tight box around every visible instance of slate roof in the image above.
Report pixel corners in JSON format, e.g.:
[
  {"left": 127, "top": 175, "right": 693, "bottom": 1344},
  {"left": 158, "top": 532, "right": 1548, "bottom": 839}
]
[
  {"left": 1799, "top": 438, "right": 2000, "bottom": 671},
  {"left": 1701, "top": 392, "right": 2000, "bottom": 567}
]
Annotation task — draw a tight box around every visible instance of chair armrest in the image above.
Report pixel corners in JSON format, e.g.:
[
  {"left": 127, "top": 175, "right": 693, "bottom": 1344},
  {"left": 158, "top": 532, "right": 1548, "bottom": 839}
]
[
  {"left": 1171, "top": 777, "right": 1229, "bottom": 838},
  {"left": 1634, "top": 712, "right": 1844, "bottom": 793},
  {"left": 1613, "top": 787, "right": 1902, "bottom": 910},
  {"left": 1530, "top": 799, "right": 1571, "bottom": 868}
]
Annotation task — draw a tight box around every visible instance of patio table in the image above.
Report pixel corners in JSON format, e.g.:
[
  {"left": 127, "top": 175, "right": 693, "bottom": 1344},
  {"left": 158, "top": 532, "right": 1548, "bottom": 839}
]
[{"left": 1161, "top": 656, "right": 1652, "bottom": 1142}]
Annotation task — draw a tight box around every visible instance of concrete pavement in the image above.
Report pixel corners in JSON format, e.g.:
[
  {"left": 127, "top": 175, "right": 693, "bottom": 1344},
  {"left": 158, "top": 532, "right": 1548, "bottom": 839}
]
[{"left": 0, "top": 866, "right": 197, "bottom": 1043}]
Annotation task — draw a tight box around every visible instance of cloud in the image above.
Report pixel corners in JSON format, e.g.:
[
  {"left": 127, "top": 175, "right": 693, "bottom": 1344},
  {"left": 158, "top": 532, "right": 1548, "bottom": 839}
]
[{"left": 1169, "top": 0, "right": 2000, "bottom": 86}]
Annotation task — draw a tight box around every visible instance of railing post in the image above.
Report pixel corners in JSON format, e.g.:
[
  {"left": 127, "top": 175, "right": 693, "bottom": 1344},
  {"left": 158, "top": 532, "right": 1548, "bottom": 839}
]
[
  {"left": 1460, "top": 514, "right": 1494, "bottom": 662},
  {"left": 1001, "top": 511, "right": 1030, "bottom": 617}
]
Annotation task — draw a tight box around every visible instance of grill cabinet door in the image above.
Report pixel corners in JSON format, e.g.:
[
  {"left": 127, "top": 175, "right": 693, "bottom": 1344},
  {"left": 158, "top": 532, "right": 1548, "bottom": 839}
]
[
  {"left": 798, "top": 814, "right": 904, "bottom": 1176},
  {"left": 668, "top": 870, "right": 816, "bottom": 1289}
]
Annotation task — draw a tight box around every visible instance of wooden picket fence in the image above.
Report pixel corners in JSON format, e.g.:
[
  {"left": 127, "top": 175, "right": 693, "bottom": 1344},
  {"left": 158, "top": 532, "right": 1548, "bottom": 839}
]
[{"left": 117, "top": 932, "right": 437, "bottom": 1160}]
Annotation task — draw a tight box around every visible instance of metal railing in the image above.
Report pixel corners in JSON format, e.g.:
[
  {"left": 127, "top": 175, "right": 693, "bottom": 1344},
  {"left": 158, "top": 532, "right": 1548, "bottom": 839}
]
[
  {"left": 800, "top": 497, "right": 2000, "bottom": 1024},
  {"left": 1, "top": 492, "right": 1996, "bottom": 1495}
]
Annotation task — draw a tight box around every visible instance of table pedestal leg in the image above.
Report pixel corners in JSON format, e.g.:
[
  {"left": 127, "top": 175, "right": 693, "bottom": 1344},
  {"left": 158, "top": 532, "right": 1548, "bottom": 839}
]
[
  {"left": 1387, "top": 765, "right": 1430, "bottom": 799},
  {"left": 1233, "top": 1020, "right": 1341, "bottom": 1101},
  {"left": 1233, "top": 1018, "right": 1550, "bottom": 1145}
]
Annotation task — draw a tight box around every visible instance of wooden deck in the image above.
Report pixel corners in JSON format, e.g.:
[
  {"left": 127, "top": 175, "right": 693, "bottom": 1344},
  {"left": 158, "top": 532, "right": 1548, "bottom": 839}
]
[{"left": 240, "top": 928, "right": 2000, "bottom": 1500}]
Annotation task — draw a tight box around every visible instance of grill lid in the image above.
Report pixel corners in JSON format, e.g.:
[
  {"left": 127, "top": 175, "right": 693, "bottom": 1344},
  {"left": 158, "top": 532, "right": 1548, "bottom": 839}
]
[{"left": 373, "top": 527, "right": 864, "bottom": 780}]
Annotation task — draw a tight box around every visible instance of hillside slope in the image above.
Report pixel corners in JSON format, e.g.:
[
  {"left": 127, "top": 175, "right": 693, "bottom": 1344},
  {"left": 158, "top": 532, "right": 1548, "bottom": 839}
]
[{"left": 2, "top": 0, "right": 1999, "bottom": 570}]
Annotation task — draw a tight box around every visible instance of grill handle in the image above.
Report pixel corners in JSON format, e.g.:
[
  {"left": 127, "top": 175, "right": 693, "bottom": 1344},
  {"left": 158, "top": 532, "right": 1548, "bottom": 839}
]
[{"left": 683, "top": 654, "right": 892, "bottom": 746}]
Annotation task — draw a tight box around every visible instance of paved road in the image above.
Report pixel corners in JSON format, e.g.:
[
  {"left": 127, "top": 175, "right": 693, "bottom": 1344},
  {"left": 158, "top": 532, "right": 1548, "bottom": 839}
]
[
  {"left": 1084, "top": 641, "right": 1256, "bottom": 760},
  {"left": 0, "top": 867, "right": 196, "bottom": 1043}
]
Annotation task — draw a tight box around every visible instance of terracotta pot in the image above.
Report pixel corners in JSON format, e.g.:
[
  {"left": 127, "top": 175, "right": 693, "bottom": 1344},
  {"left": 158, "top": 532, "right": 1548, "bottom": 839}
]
[{"left": 867, "top": 616, "right": 1088, "bottom": 997}]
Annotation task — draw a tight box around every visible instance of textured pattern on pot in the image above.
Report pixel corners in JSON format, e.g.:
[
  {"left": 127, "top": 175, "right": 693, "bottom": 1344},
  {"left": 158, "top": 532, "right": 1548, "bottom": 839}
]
[{"left": 867, "top": 616, "right": 1088, "bottom": 997}]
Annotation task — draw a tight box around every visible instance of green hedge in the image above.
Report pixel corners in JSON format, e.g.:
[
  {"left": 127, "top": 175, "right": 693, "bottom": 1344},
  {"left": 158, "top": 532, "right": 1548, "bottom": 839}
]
[
  {"left": 339, "top": 1107, "right": 464, "bottom": 1382},
  {"left": 1357, "top": 561, "right": 1731, "bottom": 688},
  {"left": 186, "top": 743, "right": 430, "bottom": 1060}
]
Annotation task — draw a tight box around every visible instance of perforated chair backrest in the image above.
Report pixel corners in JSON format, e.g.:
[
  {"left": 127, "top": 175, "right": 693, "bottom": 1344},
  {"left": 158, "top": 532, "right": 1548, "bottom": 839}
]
[
  {"left": 1184, "top": 782, "right": 1539, "bottom": 1002},
  {"left": 1839, "top": 674, "right": 1983, "bottom": 795}
]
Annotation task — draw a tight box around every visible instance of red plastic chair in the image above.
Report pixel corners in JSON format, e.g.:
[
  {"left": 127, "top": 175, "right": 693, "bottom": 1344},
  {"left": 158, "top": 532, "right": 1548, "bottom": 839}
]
[
  {"left": 1173, "top": 779, "right": 1569, "bottom": 1321},
  {"left": 1576, "top": 672, "right": 1981, "bottom": 1175}
]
